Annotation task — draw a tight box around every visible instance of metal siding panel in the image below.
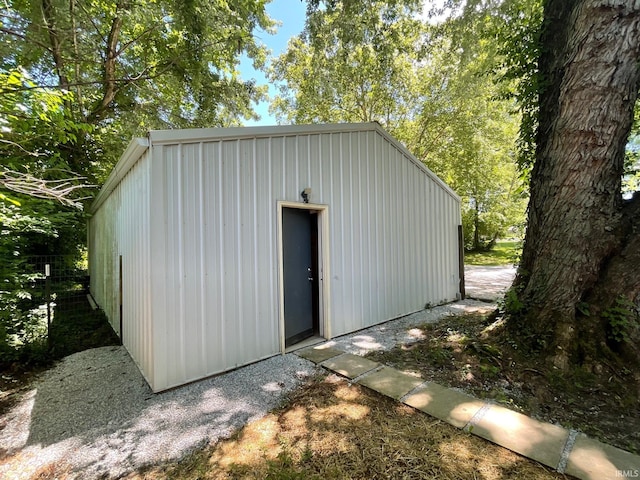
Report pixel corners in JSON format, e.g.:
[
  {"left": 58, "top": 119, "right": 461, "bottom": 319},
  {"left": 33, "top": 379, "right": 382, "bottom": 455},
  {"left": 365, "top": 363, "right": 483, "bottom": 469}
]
[
  {"left": 350, "top": 133, "right": 361, "bottom": 329},
  {"left": 239, "top": 138, "right": 258, "bottom": 361},
  {"left": 412, "top": 162, "right": 423, "bottom": 306},
  {"left": 409, "top": 160, "right": 419, "bottom": 305},
  {"left": 360, "top": 132, "right": 379, "bottom": 321},
  {"left": 89, "top": 150, "right": 154, "bottom": 388},
  {"left": 255, "top": 137, "right": 279, "bottom": 355},
  {"left": 434, "top": 177, "right": 443, "bottom": 302},
  {"left": 271, "top": 136, "right": 286, "bottom": 199},
  {"left": 297, "top": 135, "right": 310, "bottom": 191},
  {"left": 202, "top": 141, "right": 225, "bottom": 370},
  {"left": 373, "top": 133, "right": 385, "bottom": 318},
  {"left": 285, "top": 136, "right": 298, "bottom": 201},
  {"left": 180, "top": 142, "right": 205, "bottom": 380},
  {"left": 391, "top": 145, "right": 402, "bottom": 315},
  {"left": 399, "top": 147, "right": 410, "bottom": 311},
  {"left": 427, "top": 176, "right": 437, "bottom": 302},
  {"left": 400, "top": 148, "right": 410, "bottom": 310},
  {"left": 197, "top": 143, "right": 209, "bottom": 371},
  {"left": 319, "top": 134, "right": 333, "bottom": 205},
  {"left": 360, "top": 132, "right": 371, "bottom": 326},
  {"left": 150, "top": 145, "right": 168, "bottom": 390},
  {"left": 451, "top": 195, "right": 461, "bottom": 295},
  {"left": 418, "top": 166, "right": 429, "bottom": 304},
  {"left": 164, "top": 144, "right": 185, "bottom": 385},
  {"left": 222, "top": 140, "right": 242, "bottom": 367},
  {"left": 344, "top": 133, "right": 357, "bottom": 332},
  {"left": 377, "top": 133, "right": 390, "bottom": 319},
  {"left": 309, "top": 135, "right": 322, "bottom": 200},
  {"left": 330, "top": 133, "right": 346, "bottom": 332},
  {"left": 438, "top": 179, "right": 446, "bottom": 301}
]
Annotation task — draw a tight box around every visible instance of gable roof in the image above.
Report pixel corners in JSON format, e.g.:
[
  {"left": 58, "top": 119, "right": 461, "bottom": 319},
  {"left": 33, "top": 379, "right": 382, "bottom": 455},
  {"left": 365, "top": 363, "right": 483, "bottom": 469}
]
[{"left": 90, "top": 122, "right": 458, "bottom": 214}]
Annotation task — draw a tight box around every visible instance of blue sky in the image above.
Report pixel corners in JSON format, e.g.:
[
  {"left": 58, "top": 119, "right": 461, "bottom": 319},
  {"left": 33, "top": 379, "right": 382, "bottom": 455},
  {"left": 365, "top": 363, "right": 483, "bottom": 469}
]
[{"left": 239, "top": 0, "right": 307, "bottom": 126}]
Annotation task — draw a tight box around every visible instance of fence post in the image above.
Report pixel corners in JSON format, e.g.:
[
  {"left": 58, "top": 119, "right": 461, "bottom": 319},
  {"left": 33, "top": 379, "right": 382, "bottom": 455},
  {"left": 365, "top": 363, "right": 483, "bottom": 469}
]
[
  {"left": 45, "top": 263, "right": 51, "bottom": 351},
  {"left": 458, "top": 225, "right": 466, "bottom": 300}
]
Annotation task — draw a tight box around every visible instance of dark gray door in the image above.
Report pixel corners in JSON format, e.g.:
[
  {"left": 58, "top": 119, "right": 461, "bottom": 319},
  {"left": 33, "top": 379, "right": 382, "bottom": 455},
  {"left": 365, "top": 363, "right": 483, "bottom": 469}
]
[{"left": 283, "top": 208, "right": 317, "bottom": 347}]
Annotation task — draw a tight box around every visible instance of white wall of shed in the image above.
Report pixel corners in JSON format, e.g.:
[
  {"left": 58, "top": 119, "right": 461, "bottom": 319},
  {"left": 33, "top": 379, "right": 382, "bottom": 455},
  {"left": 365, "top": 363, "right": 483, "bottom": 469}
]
[
  {"left": 88, "top": 152, "right": 154, "bottom": 387},
  {"left": 148, "top": 129, "right": 461, "bottom": 391}
]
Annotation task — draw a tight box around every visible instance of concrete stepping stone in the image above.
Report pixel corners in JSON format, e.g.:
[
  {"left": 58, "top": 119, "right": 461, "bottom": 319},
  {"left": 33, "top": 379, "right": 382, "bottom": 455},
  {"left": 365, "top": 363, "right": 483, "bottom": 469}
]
[
  {"left": 565, "top": 434, "right": 640, "bottom": 480},
  {"left": 321, "top": 353, "right": 380, "bottom": 379},
  {"left": 296, "top": 345, "right": 344, "bottom": 364},
  {"left": 305, "top": 347, "right": 640, "bottom": 479},
  {"left": 403, "top": 382, "right": 486, "bottom": 429},
  {"left": 357, "top": 366, "right": 424, "bottom": 399},
  {"left": 467, "top": 404, "right": 569, "bottom": 469}
]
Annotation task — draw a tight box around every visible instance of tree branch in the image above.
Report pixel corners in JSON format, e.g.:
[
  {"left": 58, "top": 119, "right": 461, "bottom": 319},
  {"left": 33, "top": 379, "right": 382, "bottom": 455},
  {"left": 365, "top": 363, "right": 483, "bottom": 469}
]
[
  {"left": 89, "top": 4, "right": 126, "bottom": 121},
  {"left": 0, "top": 26, "right": 54, "bottom": 53},
  {"left": 0, "top": 139, "right": 44, "bottom": 157},
  {"left": 40, "top": 0, "right": 71, "bottom": 91},
  {"left": 69, "top": 0, "right": 86, "bottom": 119},
  {"left": 0, "top": 170, "right": 95, "bottom": 209}
]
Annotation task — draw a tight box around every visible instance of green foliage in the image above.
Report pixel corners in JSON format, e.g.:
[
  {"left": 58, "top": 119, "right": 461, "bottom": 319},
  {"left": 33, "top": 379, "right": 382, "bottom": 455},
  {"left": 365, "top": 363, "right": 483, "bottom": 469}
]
[
  {"left": 0, "top": 197, "right": 82, "bottom": 363},
  {"left": 489, "top": 0, "right": 544, "bottom": 172},
  {"left": 576, "top": 301, "right": 591, "bottom": 317},
  {"left": 272, "top": 0, "right": 527, "bottom": 247},
  {"left": 0, "top": 69, "right": 88, "bottom": 360},
  {"left": 602, "top": 297, "right": 638, "bottom": 344},
  {"left": 2, "top": 0, "right": 274, "bottom": 177},
  {"left": 502, "top": 285, "right": 525, "bottom": 315},
  {"left": 270, "top": 0, "right": 424, "bottom": 127},
  {"left": 408, "top": 8, "right": 527, "bottom": 249},
  {"left": 0, "top": 68, "right": 93, "bottom": 190}
]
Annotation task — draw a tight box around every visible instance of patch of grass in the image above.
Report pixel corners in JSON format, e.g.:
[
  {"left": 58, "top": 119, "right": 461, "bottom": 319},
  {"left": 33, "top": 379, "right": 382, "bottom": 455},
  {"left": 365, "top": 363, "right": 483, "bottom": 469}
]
[
  {"left": 127, "top": 374, "right": 565, "bottom": 480},
  {"left": 465, "top": 240, "right": 521, "bottom": 266}
]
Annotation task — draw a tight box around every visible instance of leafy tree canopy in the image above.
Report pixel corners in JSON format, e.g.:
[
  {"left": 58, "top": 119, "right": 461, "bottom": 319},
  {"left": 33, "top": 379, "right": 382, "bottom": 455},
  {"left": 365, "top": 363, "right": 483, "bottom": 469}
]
[
  {"left": 270, "top": 0, "right": 425, "bottom": 127},
  {"left": 1, "top": 0, "right": 275, "bottom": 180},
  {"left": 270, "top": 0, "right": 526, "bottom": 249}
]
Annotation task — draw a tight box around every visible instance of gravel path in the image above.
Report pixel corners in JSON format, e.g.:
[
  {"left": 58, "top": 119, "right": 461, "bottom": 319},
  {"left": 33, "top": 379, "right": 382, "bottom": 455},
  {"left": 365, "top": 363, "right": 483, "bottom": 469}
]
[
  {"left": 0, "top": 267, "right": 513, "bottom": 479},
  {"left": 464, "top": 264, "right": 517, "bottom": 302},
  {"left": 0, "top": 350, "right": 318, "bottom": 479}
]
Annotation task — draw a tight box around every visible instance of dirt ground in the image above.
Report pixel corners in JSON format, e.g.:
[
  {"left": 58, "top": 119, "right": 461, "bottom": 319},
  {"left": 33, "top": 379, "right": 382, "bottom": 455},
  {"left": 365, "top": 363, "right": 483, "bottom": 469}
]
[
  {"left": 129, "top": 374, "right": 567, "bottom": 480},
  {"left": 366, "top": 310, "right": 640, "bottom": 455}
]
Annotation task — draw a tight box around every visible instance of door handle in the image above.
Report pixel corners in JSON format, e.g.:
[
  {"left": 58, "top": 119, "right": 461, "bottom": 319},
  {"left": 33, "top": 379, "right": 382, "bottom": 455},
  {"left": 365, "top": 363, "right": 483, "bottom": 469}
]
[{"left": 307, "top": 267, "right": 314, "bottom": 282}]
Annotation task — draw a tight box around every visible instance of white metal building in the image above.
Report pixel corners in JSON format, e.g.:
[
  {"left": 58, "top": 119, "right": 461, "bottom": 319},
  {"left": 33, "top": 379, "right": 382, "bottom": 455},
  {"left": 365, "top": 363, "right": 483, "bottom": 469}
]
[{"left": 88, "top": 123, "right": 462, "bottom": 392}]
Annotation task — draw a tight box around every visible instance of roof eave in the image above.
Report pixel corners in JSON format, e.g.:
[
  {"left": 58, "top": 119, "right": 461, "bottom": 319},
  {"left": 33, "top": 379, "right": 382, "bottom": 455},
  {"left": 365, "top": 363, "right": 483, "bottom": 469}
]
[{"left": 89, "top": 137, "right": 149, "bottom": 214}]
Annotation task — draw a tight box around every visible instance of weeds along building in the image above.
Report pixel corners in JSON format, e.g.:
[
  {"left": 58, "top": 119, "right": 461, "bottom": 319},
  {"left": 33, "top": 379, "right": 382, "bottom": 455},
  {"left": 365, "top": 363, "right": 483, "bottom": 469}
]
[{"left": 88, "top": 123, "right": 463, "bottom": 392}]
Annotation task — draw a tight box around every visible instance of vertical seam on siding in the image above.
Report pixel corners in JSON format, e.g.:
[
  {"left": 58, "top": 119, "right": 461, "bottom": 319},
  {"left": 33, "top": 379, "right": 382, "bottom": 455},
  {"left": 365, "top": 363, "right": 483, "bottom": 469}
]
[
  {"left": 217, "top": 141, "right": 225, "bottom": 366},
  {"left": 252, "top": 138, "right": 260, "bottom": 354},
  {"left": 235, "top": 139, "right": 243, "bottom": 365},
  {"left": 199, "top": 141, "right": 206, "bottom": 374},
  {"left": 177, "top": 143, "right": 186, "bottom": 381}
]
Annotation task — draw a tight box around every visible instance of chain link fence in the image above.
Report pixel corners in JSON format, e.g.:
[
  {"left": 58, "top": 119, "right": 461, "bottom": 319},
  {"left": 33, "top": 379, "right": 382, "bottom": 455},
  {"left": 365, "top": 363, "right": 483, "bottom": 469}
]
[{"left": 0, "top": 255, "right": 118, "bottom": 363}]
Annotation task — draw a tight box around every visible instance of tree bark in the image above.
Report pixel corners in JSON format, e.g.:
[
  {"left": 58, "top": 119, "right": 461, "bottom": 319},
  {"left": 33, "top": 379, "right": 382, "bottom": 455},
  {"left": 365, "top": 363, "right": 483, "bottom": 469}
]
[
  {"left": 512, "top": 0, "right": 640, "bottom": 369},
  {"left": 88, "top": 1, "right": 129, "bottom": 122},
  {"left": 41, "top": 0, "right": 70, "bottom": 91}
]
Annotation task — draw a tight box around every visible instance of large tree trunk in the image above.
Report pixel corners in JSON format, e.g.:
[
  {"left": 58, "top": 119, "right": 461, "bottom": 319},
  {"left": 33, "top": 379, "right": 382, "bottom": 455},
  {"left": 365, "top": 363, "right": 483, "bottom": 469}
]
[{"left": 512, "top": 0, "right": 640, "bottom": 369}]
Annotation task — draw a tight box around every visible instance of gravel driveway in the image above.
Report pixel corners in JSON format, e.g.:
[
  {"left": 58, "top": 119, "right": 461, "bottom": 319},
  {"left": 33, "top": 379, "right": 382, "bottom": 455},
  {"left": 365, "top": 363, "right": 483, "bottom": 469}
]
[
  {"left": 464, "top": 264, "right": 517, "bottom": 302},
  {"left": 0, "top": 266, "right": 514, "bottom": 479}
]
